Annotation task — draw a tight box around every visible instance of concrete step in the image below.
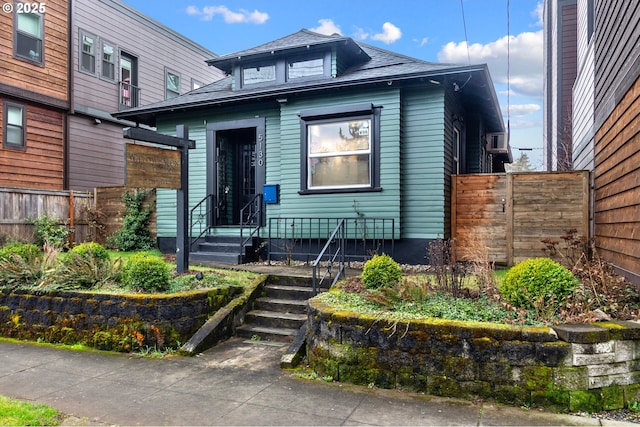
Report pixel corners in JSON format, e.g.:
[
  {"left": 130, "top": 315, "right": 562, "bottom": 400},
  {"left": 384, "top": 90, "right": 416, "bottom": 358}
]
[
  {"left": 190, "top": 251, "right": 242, "bottom": 264},
  {"left": 264, "top": 284, "right": 318, "bottom": 300},
  {"left": 244, "top": 310, "right": 306, "bottom": 329},
  {"left": 235, "top": 324, "right": 298, "bottom": 342},
  {"left": 254, "top": 297, "right": 308, "bottom": 314}
]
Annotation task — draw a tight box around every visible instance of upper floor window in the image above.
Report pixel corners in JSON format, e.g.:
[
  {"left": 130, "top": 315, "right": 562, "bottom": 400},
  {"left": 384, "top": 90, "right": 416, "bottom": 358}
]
[
  {"left": 80, "top": 31, "right": 96, "bottom": 74},
  {"left": 165, "top": 69, "right": 180, "bottom": 99},
  {"left": 300, "top": 104, "right": 381, "bottom": 194},
  {"left": 242, "top": 65, "right": 276, "bottom": 86},
  {"left": 15, "top": 11, "right": 43, "bottom": 64},
  {"left": 3, "top": 102, "right": 26, "bottom": 149},
  {"left": 119, "top": 52, "right": 139, "bottom": 109},
  {"left": 288, "top": 58, "right": 324, "bottom": 79},
  {"left": 101, "top": 41, "right": 115, "bottom": 81}
]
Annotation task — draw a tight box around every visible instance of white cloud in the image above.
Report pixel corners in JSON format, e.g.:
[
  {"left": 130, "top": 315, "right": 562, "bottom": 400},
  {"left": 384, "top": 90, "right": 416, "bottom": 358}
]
[
  {"left": 509, "top": 103, "right": 541, "bottom": 117},
  {"left": 185, "top": 5, "right": 269, "bottom": 24},
  {"left": 533, "top": 1, "right": 544, "bottom": 27},
  {"left": 370, "top": 22, "right": 402, "bottom": 44},
  {"left": 353, "top": 22, "right": 402, "bottom": 44},
  {"left": 309, "top": 19, "right": 342, "bottom": 36},
  {"left": 437, "top": 30, "right": 543, "bottom": 98}
]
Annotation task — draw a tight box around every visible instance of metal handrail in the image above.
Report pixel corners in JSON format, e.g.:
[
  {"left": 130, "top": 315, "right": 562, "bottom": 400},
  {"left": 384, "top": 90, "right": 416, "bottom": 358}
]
[
  {"left": 190, "top": 193, "right": 214, "bottom": 251},
  {"left": 312, "top": 219, "right": 346, "bottom": 296},
  {"left": 239, "top": 193, "right": 262, "bottom": 257}
]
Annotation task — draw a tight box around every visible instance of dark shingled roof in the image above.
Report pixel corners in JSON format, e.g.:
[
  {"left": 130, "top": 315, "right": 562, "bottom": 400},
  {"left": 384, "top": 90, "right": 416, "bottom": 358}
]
[{"left": 113, "top": 29, "right": 504, "bottom": 133}]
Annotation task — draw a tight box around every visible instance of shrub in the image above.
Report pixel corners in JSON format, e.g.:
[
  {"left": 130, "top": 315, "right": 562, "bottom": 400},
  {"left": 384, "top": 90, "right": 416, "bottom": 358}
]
[
  {"left": 0, "top": 243, "right": 42, "bottom": 262},
  {"left": 70, "top": 242, "right": 109, "bottom": 261},
  {"left": 107, "top": 189, "right": 155, "bottom": 251},
  {"left": 499, "top": 257, "right": 579, "bottom": 310},
  {"left": 30, "top": 213, "right": 72, "bottom": 250},
  {"left": 361, "top": 254, "right": 402, "bottom": 290},
  {"left": 121, "top": 253, "right": 169, "bottom": 292},
  {"left": 47, "top": 243, "right": 120, "bottom": 290}
]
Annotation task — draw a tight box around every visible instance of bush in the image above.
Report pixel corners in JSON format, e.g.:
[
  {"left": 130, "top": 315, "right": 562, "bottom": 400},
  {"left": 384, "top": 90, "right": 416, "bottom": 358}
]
[
  {"left": 121, "top": 253, "right": 169, "bottom": 292},
  {"left": 0, "top": 243, "right": 42, "bottom": 262},
  {"left": 361, "top": 254, "right": 402, "bottom": 290},
  {"left": 107, "top": 189, "right": 155, "bottom": 251},
  {"left": 30, "top": 213, "right": 72, "bottom": 250},
  {"left": 500, "top": 257, "right": 579, "bottom": 310},
  {"left": 70, "top": 242, "right": 109, "bottom": 261}
]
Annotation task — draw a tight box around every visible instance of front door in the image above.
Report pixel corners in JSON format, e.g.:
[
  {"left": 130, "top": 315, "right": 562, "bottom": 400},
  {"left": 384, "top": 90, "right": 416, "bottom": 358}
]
[{"left": 215, "top": 128, "right": 256, "bottom": 225}]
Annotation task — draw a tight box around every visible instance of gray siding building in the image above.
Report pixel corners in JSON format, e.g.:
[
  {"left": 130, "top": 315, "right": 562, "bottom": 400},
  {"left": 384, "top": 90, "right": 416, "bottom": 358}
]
[{"left": 67, "top": 0, "right": 223, "bottom": 191}]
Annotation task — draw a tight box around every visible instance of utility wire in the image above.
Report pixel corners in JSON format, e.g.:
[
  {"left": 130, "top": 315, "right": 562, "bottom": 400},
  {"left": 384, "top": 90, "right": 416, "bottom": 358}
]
[
  {"left": 460, "top": 0, "right": 471, "bottom": 64},
  {"left": 507, "top": 0, "right": 511, "bottom": 143}
]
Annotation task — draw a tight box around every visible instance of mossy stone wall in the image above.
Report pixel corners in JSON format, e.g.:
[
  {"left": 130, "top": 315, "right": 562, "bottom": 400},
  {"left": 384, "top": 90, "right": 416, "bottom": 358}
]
[
  {"left": 307, "top": 299, "right": 640, "bottom": 412},
  {"left": 0, "top": 287, "right": 239, "bottom": 351}
]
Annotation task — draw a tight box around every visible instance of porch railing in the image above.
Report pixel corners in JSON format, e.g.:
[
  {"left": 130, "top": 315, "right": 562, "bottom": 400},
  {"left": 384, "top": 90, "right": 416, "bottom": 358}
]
[
  {"left": 118, "top": 81, "right": 141, "bottom": 110},
  {"left": 312, "top": 219, "right": 346, "bottom": 295},
  {"left": 190, "top": 193, "right": 214, "bottom": 251},
  {"left": 267, "top": 217, "right": 395, "bottom": 265},
  {"left": 239, "top": 194, "right": 262, "bottom": 257}
]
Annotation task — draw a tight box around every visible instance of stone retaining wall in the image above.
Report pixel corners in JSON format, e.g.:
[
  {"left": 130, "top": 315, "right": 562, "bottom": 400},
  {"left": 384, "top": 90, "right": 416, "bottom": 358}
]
[
  {"left": 307, "top": 299, "right": 640, "bottom": 412},
  {"left": 0, "top": 287, "right": 240, "bottom": 351}
]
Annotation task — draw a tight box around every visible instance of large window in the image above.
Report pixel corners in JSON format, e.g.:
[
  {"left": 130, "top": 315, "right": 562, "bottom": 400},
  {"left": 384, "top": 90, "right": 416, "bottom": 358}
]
[
  {"left": 242, "top": 65, "right": 276, "bottom": 86},
  {"left": 3, "top": 102, "right": 26, "bottom": 149},
  {"left": 288, "top": 58, "right": 324, "bottom": 79},
  {"left": 300, "top": 104, "right": 381, "bottom": 193},
  {"left": 101, "top": 40, "right": 115, "bottom": 81},
  {"left": 80, "top": 31, "right": 96, "bottom": 74},
  {"left": 165, "top": 69, "right": 180, "bottom": 99},
  {"left": 15, "top": 12, "right": 43, "bottom": 64}
]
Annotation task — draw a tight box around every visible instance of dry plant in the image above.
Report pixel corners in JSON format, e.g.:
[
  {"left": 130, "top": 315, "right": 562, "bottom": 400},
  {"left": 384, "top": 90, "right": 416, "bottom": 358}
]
[
  {"left": 461, "top": 233, "right": 496, "bottom": 294},
  {"left": 427, "top": 237, "right": 467, "bottom": 297}
]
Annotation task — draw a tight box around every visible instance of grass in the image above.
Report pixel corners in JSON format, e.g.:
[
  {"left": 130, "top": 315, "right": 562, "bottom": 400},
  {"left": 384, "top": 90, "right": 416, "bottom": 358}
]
[{"left": 0, "top": 395, "right": 61, "bottom": 426}]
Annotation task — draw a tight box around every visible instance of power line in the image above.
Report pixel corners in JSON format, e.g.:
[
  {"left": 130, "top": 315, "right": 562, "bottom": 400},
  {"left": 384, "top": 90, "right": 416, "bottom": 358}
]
[
  {"left": 507, "top": 0, "right": 511, "bottom": 143},
  {"left": 460, "top": 0, "right": 471, "bottom": 64}
]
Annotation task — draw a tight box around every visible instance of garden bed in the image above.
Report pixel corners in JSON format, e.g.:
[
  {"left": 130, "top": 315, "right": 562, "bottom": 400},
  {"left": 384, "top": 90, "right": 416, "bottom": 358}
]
[{"left": 306, "top": 297, "right": 640, "bottom": 413}]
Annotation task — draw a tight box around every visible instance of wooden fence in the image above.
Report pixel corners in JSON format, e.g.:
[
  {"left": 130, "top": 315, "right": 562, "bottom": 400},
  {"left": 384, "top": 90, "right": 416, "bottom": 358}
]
[
  {"left": 94, "top": 187, "right": 156, "bottom": 245},
  {"left": 0, "top": 187, "right": 93, "bottom": 244},
  {"left": 451, "top": 171, "right": 590, "bottom": 266}
]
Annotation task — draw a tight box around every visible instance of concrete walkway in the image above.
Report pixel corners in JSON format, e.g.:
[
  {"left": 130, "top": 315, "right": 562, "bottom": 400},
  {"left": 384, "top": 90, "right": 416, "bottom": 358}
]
[{"left": 0, "top": 338, "right": 626, "bottom": 426}]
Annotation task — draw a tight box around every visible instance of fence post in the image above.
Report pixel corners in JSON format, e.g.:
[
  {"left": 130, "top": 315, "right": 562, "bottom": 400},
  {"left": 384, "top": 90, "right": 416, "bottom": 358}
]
[
  {"left": 506, "top": 173, "right": 514, "bottom": 266},
  {"left": 69, "top": 191, "right": 75, "bottom": 248}
]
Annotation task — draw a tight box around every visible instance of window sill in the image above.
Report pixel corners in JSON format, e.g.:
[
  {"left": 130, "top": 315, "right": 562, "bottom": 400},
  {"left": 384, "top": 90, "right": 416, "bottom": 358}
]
[{"left": 298, "top": 187, "right": 382, "bottom": 195}]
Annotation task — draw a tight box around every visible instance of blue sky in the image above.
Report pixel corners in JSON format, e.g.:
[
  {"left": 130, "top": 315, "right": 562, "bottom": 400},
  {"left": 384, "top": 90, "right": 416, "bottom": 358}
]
[{"left": 124, "top": 0, "right": 545, "bottom": 169}]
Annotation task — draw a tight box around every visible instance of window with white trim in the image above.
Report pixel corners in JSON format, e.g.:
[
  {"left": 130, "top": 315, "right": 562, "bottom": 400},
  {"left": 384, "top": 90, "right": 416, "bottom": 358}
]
[
  {"left": 80, "top": 31, "right": 96, "bottom": 74},
  {"left": 165, "top": 69, "right": 180, "bottom": 99},
  {"left": 300, "top": 104, "right": 381, "bottom": 193},
  {"left": 3, "top": 102, "right": 26, "bottom": 149},
  {"left": 15, "top": 11, "right": 43, "bottom": 64},
  {"left": 101, "top": 40, "right": 115, "bottom": 81}
]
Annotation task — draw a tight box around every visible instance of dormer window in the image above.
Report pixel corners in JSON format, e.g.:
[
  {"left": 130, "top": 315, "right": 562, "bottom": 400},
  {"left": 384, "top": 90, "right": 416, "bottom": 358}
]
[
  {"left": 288, "top": 58, "right": 324, "bottom": 79},
  {"left": 242, "top": 64, "right": 276, "bottom": 86}
]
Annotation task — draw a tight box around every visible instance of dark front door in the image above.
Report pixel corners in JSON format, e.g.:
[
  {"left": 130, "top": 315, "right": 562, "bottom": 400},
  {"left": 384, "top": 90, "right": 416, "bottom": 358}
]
[{"left": 214, "top": 127, "right": 256, "bottom": 226}]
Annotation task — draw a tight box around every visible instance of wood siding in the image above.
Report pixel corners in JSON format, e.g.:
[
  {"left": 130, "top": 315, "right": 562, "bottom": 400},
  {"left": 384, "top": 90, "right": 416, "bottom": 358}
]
[
  {"left": 0, "top": 102, "right": 65, "bottom": 190},
  {"left": 452, "top": 172, "right": 590, "bottom": 265},
  {"left": 594, "top": 73, "right": 640, "bottom": 281},
  {"left": 400, "top": 86, "right": 446, "bottom": 238},
  {"left": 593, "top": 1, "right": 640, "bottom": 128},
  {"left": 68, "top": 0, "right": 223, "bottom": 191},
  {"left": 0, "top": 0, "right": 68, "bottom": 102}
]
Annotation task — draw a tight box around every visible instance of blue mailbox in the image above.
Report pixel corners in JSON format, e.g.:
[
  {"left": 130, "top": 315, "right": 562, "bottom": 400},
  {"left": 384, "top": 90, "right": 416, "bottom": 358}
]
[{"left": 263, "top": 184, "right": 279, "bottom": 204}]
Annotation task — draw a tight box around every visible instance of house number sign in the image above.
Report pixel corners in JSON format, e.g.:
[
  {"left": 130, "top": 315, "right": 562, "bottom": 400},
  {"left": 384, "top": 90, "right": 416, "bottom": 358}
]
[{"left": 257, "top": 134, "right": 264, "bottom": 167}]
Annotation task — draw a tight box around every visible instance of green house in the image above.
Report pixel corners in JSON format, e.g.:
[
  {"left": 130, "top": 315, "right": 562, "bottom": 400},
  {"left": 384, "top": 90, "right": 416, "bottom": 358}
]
[{"left": 114, "top": 29, "right": 510, "bottom": 265}]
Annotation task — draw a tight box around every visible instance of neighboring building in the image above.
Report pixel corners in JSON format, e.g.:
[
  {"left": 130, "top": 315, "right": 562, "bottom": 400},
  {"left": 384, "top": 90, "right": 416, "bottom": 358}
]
[
  {"left": 571, "top": 1, "right": 640, "bottom": 285},
  {"left": 0, "top": 1, "right": 70, "bottom": 190},
  {"left": 0, "top": 0, "right": 221, "bottom": 193},
  {"left": 67, "top": 0, "right": 223, "bottom": 191},
  {"left": 115, "top": 30, "right": 509, "bottom": 265},
  {"left": 543, "top": 0, "right": 578, "bottom": 171}
]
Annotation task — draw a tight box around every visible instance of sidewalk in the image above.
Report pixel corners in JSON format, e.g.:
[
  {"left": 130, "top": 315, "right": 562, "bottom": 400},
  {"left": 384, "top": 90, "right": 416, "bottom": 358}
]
[{"left": 0, "top": 338, "right": 624, "bottom": 426}]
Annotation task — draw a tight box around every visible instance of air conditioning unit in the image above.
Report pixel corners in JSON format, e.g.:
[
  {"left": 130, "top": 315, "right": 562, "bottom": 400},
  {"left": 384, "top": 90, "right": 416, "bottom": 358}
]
[{"left": 486, "top": 132, "right": 507, "bottom": 153}]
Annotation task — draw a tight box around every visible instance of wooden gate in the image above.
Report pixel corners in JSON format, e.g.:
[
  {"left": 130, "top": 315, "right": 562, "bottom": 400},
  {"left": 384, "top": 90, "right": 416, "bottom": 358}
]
[{"left": 451, "top": 171, "right": 590, "bottom": 266}]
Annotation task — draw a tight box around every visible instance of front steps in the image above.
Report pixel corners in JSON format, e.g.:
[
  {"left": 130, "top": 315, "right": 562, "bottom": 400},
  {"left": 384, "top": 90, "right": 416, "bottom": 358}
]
[
  {"left": 236, "top": 276, "right": 324, "bottom": 343},
  {"left": 190, "top": 235, "right": 255, "bottom": 265}
]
